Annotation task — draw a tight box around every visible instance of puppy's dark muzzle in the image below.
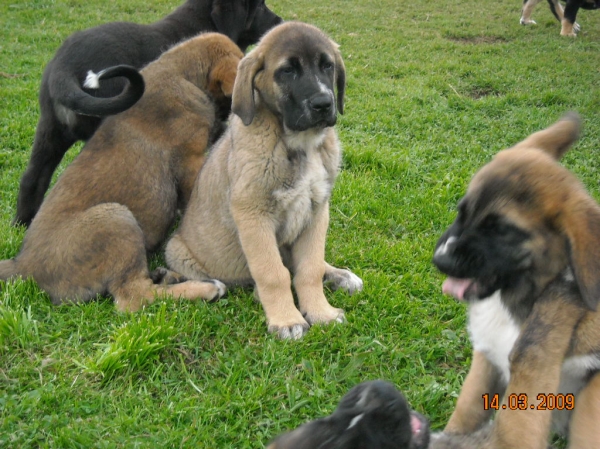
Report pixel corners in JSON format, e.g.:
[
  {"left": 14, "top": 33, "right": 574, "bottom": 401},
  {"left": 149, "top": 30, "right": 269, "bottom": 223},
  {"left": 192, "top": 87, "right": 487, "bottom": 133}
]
[
  {"left": 307, "top": 93, "right": 336, "bottom": 127},
  {"left": 309, "top": 93, "right": 333, "bottom": 114}
]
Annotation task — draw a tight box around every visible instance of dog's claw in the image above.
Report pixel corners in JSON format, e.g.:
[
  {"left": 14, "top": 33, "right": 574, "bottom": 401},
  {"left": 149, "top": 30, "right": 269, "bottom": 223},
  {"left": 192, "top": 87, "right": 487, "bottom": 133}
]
[
  {"left": 207, "top": 279, "right": 227, "bottom": 301},
  {"left": 269, "top": 323, "right": 310, "bottom": 340},
  {"left": 335, "top": 313, "right": 346, "bottom": 324}
]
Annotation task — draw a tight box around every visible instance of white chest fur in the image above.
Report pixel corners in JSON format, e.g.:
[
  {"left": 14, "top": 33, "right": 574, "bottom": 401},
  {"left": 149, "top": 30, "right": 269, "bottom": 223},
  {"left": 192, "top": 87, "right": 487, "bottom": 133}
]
[
  {"left": 273, "top": 130, "right": 333, "bottom": 245},
  {"left": 468, "top": 291, "right": 521, "bottom": 383}
]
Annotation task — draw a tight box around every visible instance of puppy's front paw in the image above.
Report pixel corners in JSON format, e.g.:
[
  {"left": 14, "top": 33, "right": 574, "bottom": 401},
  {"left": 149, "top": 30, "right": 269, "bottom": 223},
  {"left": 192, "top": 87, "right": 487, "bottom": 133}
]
[
  {"left": 324, "top": 267, "right": 364, "bottom": 295},
  {"left": 303, "top": 305, "right": 346, "bottom": 326},
  {"left": 268, "top": 321, "right": 310, "bottom": 340},
  {"left": 519, "top": 18, "right": 536, "bottom": 25}
]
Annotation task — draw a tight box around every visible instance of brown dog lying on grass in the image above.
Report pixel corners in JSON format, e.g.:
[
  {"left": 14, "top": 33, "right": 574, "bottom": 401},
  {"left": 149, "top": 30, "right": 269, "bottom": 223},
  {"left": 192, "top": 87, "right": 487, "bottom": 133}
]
[{"left": 0, "top": 33, "right": 243, "bottom": 312}]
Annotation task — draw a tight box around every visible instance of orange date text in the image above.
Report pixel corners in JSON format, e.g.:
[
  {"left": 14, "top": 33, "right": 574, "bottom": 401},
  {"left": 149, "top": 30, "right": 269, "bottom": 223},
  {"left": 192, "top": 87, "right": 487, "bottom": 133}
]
[{"left": 482, "top": 393, "right": 575, "bottom": 411}]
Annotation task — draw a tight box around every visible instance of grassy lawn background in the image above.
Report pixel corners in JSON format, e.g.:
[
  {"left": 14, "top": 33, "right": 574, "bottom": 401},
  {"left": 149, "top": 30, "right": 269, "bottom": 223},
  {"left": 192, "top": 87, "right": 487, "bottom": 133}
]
[{"left": 1, "top": 0, "right": 599, "bottom": 447}]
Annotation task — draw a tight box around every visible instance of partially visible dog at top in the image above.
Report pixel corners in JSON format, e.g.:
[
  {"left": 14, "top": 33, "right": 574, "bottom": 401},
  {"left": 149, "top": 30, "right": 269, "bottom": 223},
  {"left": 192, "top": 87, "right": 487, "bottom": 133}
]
[
  {"left": 433, "top": 113, "right": 600, "bottom": 448},
  {"left": 13, "top": 0, "right": 282, "bottom": 227},
  {"left": 520, "top": 0, "right": 599, "bottom": 36},
  {"left": 0, "top": 32, "right": 244, "bottom": 312},
  {"left": 267, "top": 380, "right": 495, "bottom": 449},
  {"left": 165, "top": 21, "right": 364, "bottom": 339}
]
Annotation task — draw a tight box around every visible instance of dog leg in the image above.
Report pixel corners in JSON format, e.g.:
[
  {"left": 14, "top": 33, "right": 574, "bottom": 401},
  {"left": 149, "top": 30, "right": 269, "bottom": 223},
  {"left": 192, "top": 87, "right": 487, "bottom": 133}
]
[
  {"left": 487, "top": 298, "right": 584, "bottom": 449},
  {"left": 291, "top": 205, "right": 345, "bottom": 326},
  {"left": 521, "top": 0, "right": 545, "bottom": 24},
  {"left": 562, "top": 0, "right": 583, "bottom": 35},
  {"left": 445, "top": 350, "right": 504, "bottom": 435},
  {"left": 14, "top": 113, "right": 76, "bottom": 226},
  {"left": 165, "top": 234, "right": 212, "bottom": 281},
  {"left": 548, "top": 0, "right": 566, "bottom": 20},
  {"left": 112, "top": 276, "right": 226, "bottom": 312},
  {"left": 323, "top": 263, "right": 363, "bottom": 295},
  {"left": 39, "top": 203, "right": 225, "bottom": 311},
  {"left": 233, "top": 212, "right": 309, "bottom": 339},
  {"left": 567, "top": 372, "right": 600, "bottom": 449}
]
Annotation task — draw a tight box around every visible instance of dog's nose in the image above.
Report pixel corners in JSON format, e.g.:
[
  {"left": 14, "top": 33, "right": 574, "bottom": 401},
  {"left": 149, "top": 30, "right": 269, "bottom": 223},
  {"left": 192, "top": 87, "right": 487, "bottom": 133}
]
[
  {"left": 309, "top": 94, "right": 333, "bottom": 113},
  {"left": 432, "top": 236, "right": 457, "bottom": 273}
]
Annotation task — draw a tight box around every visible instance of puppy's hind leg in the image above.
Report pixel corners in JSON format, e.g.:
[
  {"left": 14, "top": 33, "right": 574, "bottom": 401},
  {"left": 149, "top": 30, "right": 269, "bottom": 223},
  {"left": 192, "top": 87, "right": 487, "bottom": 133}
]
[
  {"left": 57, "top": 203, "right": 225, "bottom": 312},
  {"left": 164, "top": 234, "right": 216, "bottom": 282},
  {"left": 112, "top": 276, "right": 226, "bottom": 312}
]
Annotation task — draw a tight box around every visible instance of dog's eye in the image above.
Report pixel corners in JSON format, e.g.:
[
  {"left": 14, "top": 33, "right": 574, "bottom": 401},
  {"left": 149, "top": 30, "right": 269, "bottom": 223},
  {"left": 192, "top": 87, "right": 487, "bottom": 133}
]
[
  {"left": 480, "top": 214, "right": 511, "bottom": 236},
  {"left": 322, "top": 61, "right": 334, "bottom": 71},
  {"left": 277, "top": 66, "right": 297, "bottom": 79}
]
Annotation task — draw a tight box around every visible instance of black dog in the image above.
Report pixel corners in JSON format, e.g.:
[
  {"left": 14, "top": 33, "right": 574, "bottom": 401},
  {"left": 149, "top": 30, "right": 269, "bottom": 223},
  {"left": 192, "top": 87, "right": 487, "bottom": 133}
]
[
  {"left": 267, "top": 380, "right": 495, "bottom": 449},
  {"left": 14, "top": 0, "right": 282, "bottom": 227},
  {"left": 520, "top": 0, "right": 599, "bottom": 36},
  {"left": 267, "top": 381, "right": 431, "bottom": 449}
]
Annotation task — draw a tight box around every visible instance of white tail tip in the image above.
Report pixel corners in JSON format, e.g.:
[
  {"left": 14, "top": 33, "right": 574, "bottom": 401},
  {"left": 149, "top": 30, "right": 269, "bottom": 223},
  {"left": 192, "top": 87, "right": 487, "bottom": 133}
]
[{"left": 83, "top": 70, "right": 101, "bottom": 89}]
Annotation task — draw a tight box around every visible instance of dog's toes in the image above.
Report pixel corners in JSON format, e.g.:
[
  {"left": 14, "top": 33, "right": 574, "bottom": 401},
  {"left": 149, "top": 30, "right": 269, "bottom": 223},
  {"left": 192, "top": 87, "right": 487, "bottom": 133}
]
[
  {"left": 268, "top": 321, "right": 310, "bottom": 340},
  {"left": 205, "top": 279, "right": 227, "bottom": 301},
  {"left": 324, "top": 268, "right": 364, "bottom": 295},
  {"left": 150, "top": 267, "right": 168, "bottom": 283},
  {"left": 335, "top": 312, "right": 346, "bottom": 324},
  {"left": 150, "top": 267, "right": 188, "bottom": 284}
]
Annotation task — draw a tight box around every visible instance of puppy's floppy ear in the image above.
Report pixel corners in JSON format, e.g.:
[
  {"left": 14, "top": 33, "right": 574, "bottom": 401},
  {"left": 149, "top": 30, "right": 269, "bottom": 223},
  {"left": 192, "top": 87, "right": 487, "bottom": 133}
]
[
  {"left": 333, "top": 43, "right": 346, "bottom": 115},
  {"left": 511, "top": 112, "right": 581, "bottom": 160},
  {"left": 208, "top": 54, "right": 241, "bottom": 98},
  {"left": 232, "top": 50, "right": 264, "bottom": 125},
  {"left": 563, "top": 200, "right": 600, "bottom": 310}
]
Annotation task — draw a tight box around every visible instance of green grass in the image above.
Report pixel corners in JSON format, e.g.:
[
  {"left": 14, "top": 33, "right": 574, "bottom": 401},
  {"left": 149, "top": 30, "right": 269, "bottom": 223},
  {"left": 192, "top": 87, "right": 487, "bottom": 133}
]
[{"left": 1, "top": 0, "right": 599, "bottom": 447}]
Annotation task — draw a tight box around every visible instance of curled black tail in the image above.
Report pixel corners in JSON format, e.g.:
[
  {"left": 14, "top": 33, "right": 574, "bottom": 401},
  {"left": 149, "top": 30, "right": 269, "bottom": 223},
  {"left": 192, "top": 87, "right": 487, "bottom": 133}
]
[{"left": 61, "top": 65, "right": 145, "bottom": 117}]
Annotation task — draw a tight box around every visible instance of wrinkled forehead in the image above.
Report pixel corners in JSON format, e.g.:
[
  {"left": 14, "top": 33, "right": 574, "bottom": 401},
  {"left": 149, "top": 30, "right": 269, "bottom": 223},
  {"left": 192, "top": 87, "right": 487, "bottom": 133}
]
[{"left": 262, "top": 26, "right": 336, "bottom": 63}]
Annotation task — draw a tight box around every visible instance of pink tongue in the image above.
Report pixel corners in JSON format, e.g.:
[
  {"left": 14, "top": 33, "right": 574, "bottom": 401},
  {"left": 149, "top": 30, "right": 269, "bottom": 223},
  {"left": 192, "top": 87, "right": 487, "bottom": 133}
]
[
  {"left": 410, "top": 414, "right": 422, "bottom": 434},
  {"left": 442, "top": 277, "right": 472, "bottom": 300}
]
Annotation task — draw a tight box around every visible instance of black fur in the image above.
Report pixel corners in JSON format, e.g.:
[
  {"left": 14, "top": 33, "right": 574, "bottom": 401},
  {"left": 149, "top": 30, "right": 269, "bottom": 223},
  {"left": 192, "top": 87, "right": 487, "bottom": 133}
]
[
  {"left": 268, "top": 380, "right": 430, "bottom": 449},
  {"left": 546, "top": 0, "right": 597, "bottom": 27},
  {"left": 272, "top": 34, "right": 341, "bottom": 131},
  {"left": 14, "top": 0, "right": 282, "bottom": 227},
  {"left": 433, "top": 197, "right": 533, "bottom": 303}
]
